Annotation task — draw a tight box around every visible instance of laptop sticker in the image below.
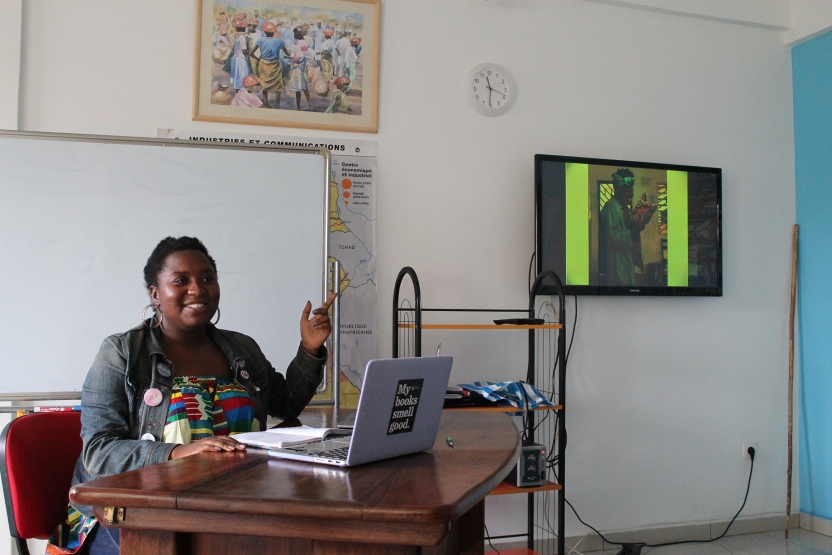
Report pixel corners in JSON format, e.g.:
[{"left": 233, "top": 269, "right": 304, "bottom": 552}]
[{"left": 387, "top": 379, "right": 424, "bottom": 435}]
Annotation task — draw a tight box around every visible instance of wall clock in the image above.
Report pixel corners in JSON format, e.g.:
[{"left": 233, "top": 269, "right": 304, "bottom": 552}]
[{"left": 465, "top": 63, "right": 516, "bottom": 116}]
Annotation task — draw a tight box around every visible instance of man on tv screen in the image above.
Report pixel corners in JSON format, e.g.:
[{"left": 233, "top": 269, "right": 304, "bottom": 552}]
[{"left": 598, "top": 168, "right": 658, "bottom": 286}]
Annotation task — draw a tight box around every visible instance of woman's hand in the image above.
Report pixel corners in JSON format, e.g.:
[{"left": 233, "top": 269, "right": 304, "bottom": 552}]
[
  {"left": 300, "top": 292, "right": 338, "bottom": 356},
  {"left": 169, "top": 436, "right": 246, "bottom": 460}
]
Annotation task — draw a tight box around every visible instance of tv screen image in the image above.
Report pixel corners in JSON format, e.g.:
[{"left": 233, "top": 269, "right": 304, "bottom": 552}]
[{"left": 535, "top": 154, "right": 722, "bottom": 296}]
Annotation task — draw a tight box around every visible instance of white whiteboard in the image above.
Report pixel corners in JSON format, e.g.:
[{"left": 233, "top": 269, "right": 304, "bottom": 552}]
[{"left": 0, "top": 132, "right": 328, "bottom": 393}]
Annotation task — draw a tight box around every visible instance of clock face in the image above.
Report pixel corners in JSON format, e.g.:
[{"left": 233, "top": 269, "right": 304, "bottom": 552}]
[{"left": 466, "top": 64, "right": 516, "bottom": 116}]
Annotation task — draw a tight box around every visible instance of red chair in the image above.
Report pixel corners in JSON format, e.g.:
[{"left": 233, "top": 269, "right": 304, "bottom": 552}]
[{"left": 0, "top": 412, "right": 82, "bottom": 555}]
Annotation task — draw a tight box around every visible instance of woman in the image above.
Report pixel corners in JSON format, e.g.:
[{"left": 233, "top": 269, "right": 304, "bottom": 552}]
[
  {"left": 250, "top": 21, "right": 290, "bottom": 109},
  {"left": 317, "top": 28, "right": 335, "bottom": 82},
  {"left": 49, "top": 236, "right": 335, "bottom": 555},
  {"left": 288, "top": 27, "right": 312, "bottom": 111},
  {"left": 225, "top": 16, "right": 252, "bottom": 90}
]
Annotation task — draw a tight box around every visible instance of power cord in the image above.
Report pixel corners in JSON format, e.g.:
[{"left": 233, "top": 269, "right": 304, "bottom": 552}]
[
  {"left": 565, "top": 295, "right": 578, "bottom": 365},
  {"left": 566, "top": 446, "right": 756, "bottom": 555},
  {"left": 484, "top": 523, "right": 502, "bottom": 554}
]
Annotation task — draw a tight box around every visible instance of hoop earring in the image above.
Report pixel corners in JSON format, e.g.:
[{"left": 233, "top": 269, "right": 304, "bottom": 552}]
[
  {"left": 211, "top": 307, "right": 221, "bottom": 326},
  {"left": 142, "top": 304, "right": 162, "bottom": 329}
]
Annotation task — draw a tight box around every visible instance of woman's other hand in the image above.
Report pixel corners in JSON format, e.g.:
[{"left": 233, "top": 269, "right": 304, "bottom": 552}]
[
  {"left": 169, "top": 436, "right": 246, "bottom": 460},
  {"left": 300, "top": 292, "right": 338, "bottom": 356}
]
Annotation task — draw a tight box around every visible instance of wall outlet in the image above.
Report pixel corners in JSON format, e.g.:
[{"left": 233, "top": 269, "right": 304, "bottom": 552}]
[{"left": 742, "top": 443, "right": 757, "bottom": 459}]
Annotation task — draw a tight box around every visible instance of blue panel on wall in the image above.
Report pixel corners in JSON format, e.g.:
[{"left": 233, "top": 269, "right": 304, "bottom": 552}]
[{"left": 794, "top": 29, "right": 832, "bottom": 519}]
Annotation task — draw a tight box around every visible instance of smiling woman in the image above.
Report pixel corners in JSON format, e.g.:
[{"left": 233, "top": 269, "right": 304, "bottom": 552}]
[{"left": 45, "top": 236, "right": 337, "bottom": 555}]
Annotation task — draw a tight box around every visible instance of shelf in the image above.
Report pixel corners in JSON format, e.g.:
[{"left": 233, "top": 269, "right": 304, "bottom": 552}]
[
  {"left": 445, "top": 405, "right": 561, "bottom": 413},
  {"left": 489, "top": 481, "right": 561, "bottom": 496},
  {"left": 392, "top": 266, "right": 567, "bottom": 555},
  {"left": 397, "top": 323, "right": 562, "bottom": 330}
]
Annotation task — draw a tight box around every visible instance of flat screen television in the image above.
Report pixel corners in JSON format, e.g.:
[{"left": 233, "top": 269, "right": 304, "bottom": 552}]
[{"left": 535, "top": 154, "right": 722, "bottom": 296}]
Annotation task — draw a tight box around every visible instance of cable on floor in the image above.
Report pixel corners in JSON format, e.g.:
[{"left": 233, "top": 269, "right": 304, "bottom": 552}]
[{"left": 565, "top": 447, "right": 755, "bottom": 555}]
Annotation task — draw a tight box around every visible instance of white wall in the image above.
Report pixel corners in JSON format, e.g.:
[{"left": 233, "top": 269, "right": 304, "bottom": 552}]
[
  {"left": 581, "top": 0, "right": 791, "bottom": 29},
  {"left": 0, "top": 0, "right": 21, "bottom": 130},
  {"left": 4, "top": 0, "right": 796, "bottom": 548},
  {"left": 785, "top": 0, "right": 832, "bottom": 45},
  {"left": 582, "top": 0, "right": 832, "bottom": 45}
]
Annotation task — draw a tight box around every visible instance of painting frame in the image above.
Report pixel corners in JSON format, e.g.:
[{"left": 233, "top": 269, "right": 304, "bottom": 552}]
[{"left": 193, "top": 0, "right": 380, "bottom": 133}]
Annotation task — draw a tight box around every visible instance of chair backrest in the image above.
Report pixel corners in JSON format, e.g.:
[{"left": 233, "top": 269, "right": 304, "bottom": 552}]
[{"left": 0, "top": 411, "right": 82, "bottom": 542}]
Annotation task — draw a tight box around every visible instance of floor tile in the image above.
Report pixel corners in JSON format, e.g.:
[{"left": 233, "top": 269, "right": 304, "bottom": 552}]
[
  {"left": 504, "top": 531, "right": 832, "bottom": 555},
  {"left": 644, "top": 541, "right": 741, "bottom": 555},
  {"left": 717, "top": 533, "right": 790, "bottom": 551},
  {"left": 775, "top": 530, "right": 832, "bottom": 555},
  {"left": 582, "top": 542, "right": 735, "bottom": 555},
  {"left": 748, "top": 543, "right": 831, "bottom": 555}
]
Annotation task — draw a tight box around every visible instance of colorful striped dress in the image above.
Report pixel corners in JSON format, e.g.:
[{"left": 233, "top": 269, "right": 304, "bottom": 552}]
[{"left": 48, "top": 376, "right": 258, "bottom": 554}]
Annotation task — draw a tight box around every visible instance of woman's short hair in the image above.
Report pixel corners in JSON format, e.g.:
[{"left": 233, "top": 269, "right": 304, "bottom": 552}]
[{"left": 143, "top": 236, "right": 217, "bottom": 289}]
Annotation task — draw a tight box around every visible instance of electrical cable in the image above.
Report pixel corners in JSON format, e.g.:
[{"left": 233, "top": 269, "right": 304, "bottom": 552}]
[
  {"left": 524, "top": 299, "right": 563, "bottom": 440},
  {"left": 544, "top": 296, "right": 576, "bottom": 461},
  {"left": 524, "top": 300, "right": 561, "bottom": 439},
  {"left": 545, "top": 412, "right": 560, "bottom": 465},
  {"left": 565, "top": 296, "right": 578, "bottom": 364},
  {"left": 528, "top": 252, "right": 536, "bottom": 291},
  {"left": 523, "top": 295, "right": 577, "bottom": 463},
  {"left": 484, "top": 523, "right": 502, "bottom": 555},
  {"left": 564, "top": 448, "right": 755, "bottom": 553}
]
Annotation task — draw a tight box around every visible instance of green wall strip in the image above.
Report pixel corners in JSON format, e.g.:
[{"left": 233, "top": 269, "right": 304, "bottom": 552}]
[
  {"left": 666, "top": 171, "right": 689, "bottom": 286},
  {"left": 565, "top": 163, "right": 590, "bottom": 285}
]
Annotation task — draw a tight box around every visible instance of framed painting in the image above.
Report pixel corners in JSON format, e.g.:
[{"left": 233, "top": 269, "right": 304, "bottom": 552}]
[{"left": 194, "top": 0, "right": 379, "bottom": 133}]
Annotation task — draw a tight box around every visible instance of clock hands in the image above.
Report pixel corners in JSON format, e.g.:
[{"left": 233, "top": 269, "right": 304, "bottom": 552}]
[
  {"left": 485, "top": 85, "right": 506, "bottom": 98},
  {"left": 483, "top": 76, "right": 507, "bottom": 107}
]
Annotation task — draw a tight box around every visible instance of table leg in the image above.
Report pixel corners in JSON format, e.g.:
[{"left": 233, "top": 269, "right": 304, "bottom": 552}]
[{"left": 423, "top": 500, "right": 485, "bottom": 555}]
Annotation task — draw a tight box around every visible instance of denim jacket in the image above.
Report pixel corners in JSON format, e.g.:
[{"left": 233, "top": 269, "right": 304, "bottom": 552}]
[{"left": 70, "top": 323, "right": 326, "bottom": 516}]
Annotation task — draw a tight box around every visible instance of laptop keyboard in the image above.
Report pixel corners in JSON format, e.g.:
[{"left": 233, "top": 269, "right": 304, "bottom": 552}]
[{"left": 315, "top": 447, "right": 349, "bottom": 461}]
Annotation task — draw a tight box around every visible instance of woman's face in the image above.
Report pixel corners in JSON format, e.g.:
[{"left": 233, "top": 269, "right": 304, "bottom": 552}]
[{"left": 149, "top": 250, "right": 220, "bottom": 333}]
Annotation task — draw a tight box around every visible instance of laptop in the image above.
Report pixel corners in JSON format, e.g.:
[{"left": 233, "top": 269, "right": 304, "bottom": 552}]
[{"left": 271, "top": 356, "right": 453, "bottom": 467}]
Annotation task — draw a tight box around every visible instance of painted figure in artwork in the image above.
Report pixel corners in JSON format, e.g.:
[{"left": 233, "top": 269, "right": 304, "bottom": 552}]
[
  {"left": 325, "top": 76, "right": 352, "bottom": 114},
  {"left": 249, "top": 21, "right": 290, "bottom": 108},
  {"left": 245, "top": 17, "right": 263, "bottom": 74},
  {"left": 216, "top": 9, "right": 228, "bottom": 29},
  {"left": 232, "top": 75, "right": 264, "bottom": 108},
  {"left": 311, "top": 21, "right": 326, "bottom": 50},
  {"left": 334, "top": 31, "right": 353, "bottom": 78},
  {"left": 318, "top": 28, "right": 335, "bottom": 82},
  {"left": 288, "top": 27, "right": 312, "bottom": 111},
  {"left": 213, "top": 24, "right": 232, "bottom": 67},
  {"left": 225, "top": 15, "right": 252, "bottom": 91},
  {"left": 253, "top": 9, "right": 265, "bottom": 29},
  {"left": 346, "top": 36, "right": 361, "bottom": 87}
]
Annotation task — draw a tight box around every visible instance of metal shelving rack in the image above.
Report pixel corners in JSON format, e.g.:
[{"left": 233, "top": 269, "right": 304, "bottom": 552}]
[{"left": 392, "top": 266, "right": 567, "bottom": 555}]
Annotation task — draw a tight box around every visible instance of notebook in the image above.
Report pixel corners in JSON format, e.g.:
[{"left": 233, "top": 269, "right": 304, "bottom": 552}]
[{"left": 270, "top": 356, "right": 453, "bottom": 467}]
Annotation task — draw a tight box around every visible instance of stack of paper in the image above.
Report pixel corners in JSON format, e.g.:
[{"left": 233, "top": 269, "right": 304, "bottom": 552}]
[{"left": 234, "top": 426, "right": 351, "bottom": 450}]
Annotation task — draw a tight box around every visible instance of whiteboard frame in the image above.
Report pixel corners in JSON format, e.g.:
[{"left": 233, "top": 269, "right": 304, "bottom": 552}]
[{"left": 0, "top": 129, "right": 334, "bottom": 397}]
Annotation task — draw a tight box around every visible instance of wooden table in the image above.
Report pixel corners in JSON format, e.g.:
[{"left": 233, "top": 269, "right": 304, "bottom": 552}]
[{"left": 70, "top": 409, "right": 520, "bottom": 555}]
